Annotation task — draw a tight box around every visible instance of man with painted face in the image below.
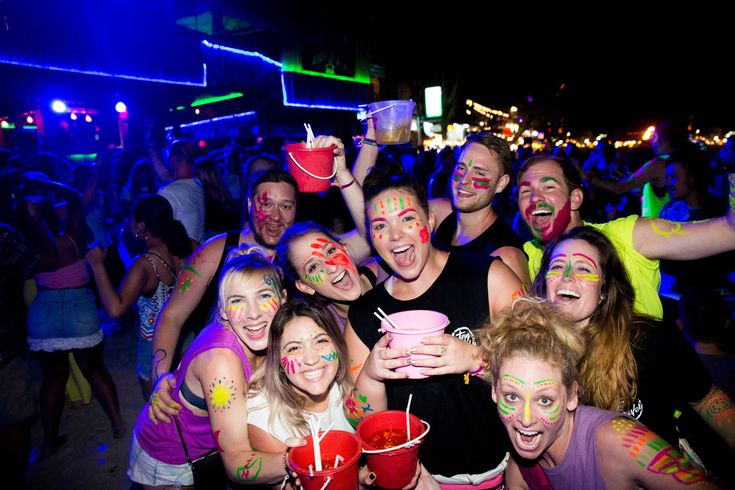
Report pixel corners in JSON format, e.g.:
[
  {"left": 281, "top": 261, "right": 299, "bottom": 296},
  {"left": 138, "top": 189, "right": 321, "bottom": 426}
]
[
  {"left": 150, "top": 168, "right": 299, "bottom": 380},
  {"left": 430, "top": 133, "right": 530, "bottom": 285},
  {"left": 518, "top": 155, "right": 735, "bottom": 319}
]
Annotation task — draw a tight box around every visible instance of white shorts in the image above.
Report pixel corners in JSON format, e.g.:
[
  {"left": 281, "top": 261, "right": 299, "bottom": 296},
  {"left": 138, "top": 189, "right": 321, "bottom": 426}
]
[{"left": 128, "top": 434, "right": 194, "bottom": 486}]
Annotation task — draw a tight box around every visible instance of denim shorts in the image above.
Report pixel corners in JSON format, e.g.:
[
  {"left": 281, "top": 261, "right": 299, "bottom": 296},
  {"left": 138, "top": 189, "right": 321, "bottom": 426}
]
[
  {"left": 27, "top": 287, "right": 103, "bottom": 352},
  {"left": 128, "top": 435, "right": 194, "bottom": 486},
  {"left": 137, "top": 336, "right": 153, "bottom": 381}
]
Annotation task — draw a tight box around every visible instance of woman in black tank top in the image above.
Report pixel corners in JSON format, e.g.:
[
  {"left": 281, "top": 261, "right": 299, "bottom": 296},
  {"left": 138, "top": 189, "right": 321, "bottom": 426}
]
[{"left": 344, "top": 173, "right": 523, "bottom": 485}]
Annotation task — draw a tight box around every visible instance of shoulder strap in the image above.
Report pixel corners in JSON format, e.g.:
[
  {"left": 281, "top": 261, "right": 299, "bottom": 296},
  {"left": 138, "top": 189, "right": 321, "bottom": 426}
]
[
  {"left": 517, "top": 462, "right": 554, "bottom": 490},
  {"left": 142, "top": 254, "right": 162, "bottom": 280},
  {"left": 147, "top": 250, "right": 177, "bottom": 280},
  {"left": 173, "top": 416, "right": 193, "bottom": 465},
  {"left": 358, "top": 265, "right": 378, "bottom": 287}
]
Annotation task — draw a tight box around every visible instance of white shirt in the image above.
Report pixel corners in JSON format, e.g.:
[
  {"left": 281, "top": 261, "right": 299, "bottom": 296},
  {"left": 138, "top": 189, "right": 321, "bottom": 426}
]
[{"left": 158, "top": 178, "right": 205, "bottom": 244}]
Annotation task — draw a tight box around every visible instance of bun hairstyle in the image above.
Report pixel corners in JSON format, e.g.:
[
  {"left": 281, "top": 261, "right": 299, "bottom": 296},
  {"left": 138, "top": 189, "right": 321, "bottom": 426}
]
[{"left": 132, "top": 194, "right": 191, "bottom": 258}]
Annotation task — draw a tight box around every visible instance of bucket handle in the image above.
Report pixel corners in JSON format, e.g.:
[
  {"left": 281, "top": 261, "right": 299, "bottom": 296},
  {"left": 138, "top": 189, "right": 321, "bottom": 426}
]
[
  {"left": 361, "top": 419, "right": 431, "bottom": 454},
  {"left": 288, "top": 152, "right": 337, "bottom": 181}
]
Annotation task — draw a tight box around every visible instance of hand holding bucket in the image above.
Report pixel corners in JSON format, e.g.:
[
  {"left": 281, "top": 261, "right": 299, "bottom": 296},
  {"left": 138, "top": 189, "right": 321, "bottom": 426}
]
[
  {"left": 378, "top": 310, "right": 449, "bottom": 379},
  {"left": 285, "top": 141, "right": 338, "bottom": 193},
  {"left": 357, "top": 411, "right": 431, "bottom": 489}
]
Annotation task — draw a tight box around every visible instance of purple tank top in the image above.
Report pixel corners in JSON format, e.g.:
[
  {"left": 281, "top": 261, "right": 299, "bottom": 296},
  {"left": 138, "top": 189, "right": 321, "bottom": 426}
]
[
  {"left": 134, "top": 323, "right": 253, "bottom": 464},
  {"left": 541, "top": 405, "right": 619, "bottom": 490}
]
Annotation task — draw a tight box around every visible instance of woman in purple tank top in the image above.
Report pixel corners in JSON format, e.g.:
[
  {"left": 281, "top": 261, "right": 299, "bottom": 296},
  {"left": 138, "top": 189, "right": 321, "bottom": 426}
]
[
  {"left": 478, "top": 300, "right": 718, "bottom": 489},
  {"left": 128, "top": 249, "right": 297, "bottom": 488}
]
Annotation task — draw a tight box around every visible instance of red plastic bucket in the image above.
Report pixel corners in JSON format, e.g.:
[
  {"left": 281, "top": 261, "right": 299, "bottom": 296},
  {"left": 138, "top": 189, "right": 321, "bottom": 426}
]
[
  {"left": 285, "top": 142, "right": 336, "bottom": 193},
  {"left": 288, "top": 430, "right": 361, "bottom": 490},
  {"left": 380, "top": 310, "right": 449, "bottom": 379},
  {"left": 357, "top": 411, "right": 430, "bottom": 489}
]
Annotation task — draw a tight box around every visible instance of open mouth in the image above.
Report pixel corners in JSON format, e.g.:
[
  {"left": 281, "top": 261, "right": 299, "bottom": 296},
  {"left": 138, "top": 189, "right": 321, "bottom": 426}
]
[
  {"left": 456, "top": 188, "right": 474, "bottom": 198},
  {"left": 391, "top": 244, "right": 415, "bottom": 268},
  {"left": 331, "top": 270, "right": 354, "bottom": 292},
  {"left": 514, "top": 428, "right": 542, "bottom": 451},
  {"left": 555, "top": 289, "right": 581, "bottom": 300},
  {"left": 244, "top": 323, "right": 268, "bottom": 339}
]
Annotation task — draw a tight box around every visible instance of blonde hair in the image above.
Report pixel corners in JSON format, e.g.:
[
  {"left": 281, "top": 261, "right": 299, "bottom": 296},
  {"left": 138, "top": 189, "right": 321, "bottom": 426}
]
[
  {"left": 216, "top": 246, "right": 284, "bottom": 389},
  {"left": 477, "top": 298, "right": 585, "bottom": 393}
]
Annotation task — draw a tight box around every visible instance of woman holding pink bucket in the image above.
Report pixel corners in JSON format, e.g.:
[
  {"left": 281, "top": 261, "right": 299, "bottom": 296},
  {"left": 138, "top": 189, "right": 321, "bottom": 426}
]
[{"left": 344, "top": 169, "right": 523, "bottom": 488}]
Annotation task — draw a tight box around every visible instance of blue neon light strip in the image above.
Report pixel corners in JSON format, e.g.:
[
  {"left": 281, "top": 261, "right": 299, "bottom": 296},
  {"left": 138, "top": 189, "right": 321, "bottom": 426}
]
[
  {"left": 280, "top": 73, "right": 360, "bottom": 112},
  {"left": 0, "top": 58, "right": 207, "bottom": 87},
  {"left": 178, "top": 110, "right": 256, "bottom": 128},
  {"left": 201, "top": 40, "right": 282, "bottom": 68}
]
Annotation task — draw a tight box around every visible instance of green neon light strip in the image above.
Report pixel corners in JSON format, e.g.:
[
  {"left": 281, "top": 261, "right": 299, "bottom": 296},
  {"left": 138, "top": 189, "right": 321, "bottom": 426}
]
[
  {"left": 66, "top": 153, "right": 98, "bottom": 163},
  {"left": 2, "top": 124, "right": 38, "bottom": 130},
  {"left": 282, "top": 64, "right": 370, "bottom": 84},
  {"left": 191, "top": 92, "right": 243, "bottom": 107},
  {"left": 175, "top": 106, "right": 186, "bottom": 111}
]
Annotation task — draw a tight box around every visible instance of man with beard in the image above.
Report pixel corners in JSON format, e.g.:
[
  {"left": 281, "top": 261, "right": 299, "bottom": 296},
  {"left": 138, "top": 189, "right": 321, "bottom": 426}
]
[
  {"left": 149, "top": 168, "right": 299, "bottom": 378},
  {"left": 518, "top": 155, "right": 735, "bottom": 320},
  {"left": 430, "top": 133, "right": 529, "bottom": 286}
]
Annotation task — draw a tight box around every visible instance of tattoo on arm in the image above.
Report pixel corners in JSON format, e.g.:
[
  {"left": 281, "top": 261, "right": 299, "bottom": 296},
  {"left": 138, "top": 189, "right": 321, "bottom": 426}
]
[
  {"left": 237, "top": 453, "right": 263, "bottom": 481},
  {"left": 345, "top": 387, "right": 375, "bottom": 427},
  {"left": 611, "top": 417, "right": 707, "bottom": 484},
  {"left": 152, "top": 348, "right": 167, "bottom": 380}
]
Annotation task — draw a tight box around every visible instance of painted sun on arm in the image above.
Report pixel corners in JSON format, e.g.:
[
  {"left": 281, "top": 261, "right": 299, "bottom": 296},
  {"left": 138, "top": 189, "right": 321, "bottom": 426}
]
[{"left": 207, "top": 376, "right": 238, "bottom": 412}]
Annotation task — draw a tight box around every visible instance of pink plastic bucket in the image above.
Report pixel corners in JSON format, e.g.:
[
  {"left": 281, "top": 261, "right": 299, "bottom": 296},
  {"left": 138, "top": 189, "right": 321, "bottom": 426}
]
[
  {"left": 285, "top": 142, "right": 336, "bottom": 193},
  {"left": 380, "top": 310, "right": 449, "bottom": 379},
  {"left": 288, "top": 430, "right": 361, "bottom": 490},
  {"left": 369, "top": 100, "right": 415, "bottom": 145},
  {"left": 357, "top": 411, "right": 429, "bottom": 489}
]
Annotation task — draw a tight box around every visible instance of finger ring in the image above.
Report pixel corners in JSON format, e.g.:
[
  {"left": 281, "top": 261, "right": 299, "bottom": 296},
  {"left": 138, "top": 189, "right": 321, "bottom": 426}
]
[
  {"left": 152, "top": 399, "right": 161, "bottom": 407},
  {"left": 440, "top": 346, "right": 447, "bottom": 355}
]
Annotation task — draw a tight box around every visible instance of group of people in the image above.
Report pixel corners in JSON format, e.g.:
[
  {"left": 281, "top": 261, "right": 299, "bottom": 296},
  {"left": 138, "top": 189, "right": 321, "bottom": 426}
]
[{"left": 2, "top": 118, "right": 735, "bottom": 488}]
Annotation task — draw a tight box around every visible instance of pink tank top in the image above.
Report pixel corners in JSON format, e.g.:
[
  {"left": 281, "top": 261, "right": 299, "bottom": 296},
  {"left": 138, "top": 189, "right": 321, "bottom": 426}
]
[{"left": 35, "top": 235, "right": 90, "bottom": 288}]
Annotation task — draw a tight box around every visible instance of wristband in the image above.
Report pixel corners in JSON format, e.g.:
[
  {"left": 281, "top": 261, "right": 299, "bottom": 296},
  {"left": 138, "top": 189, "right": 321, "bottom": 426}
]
[
  {"left": 338, "top": 179, "right": 355, "bottom": 190},
  {"left": 282, "top": 447, "right": 292, "bottom": 474},
  {"left": 362, "top": 138, "right": 378, "bottom": 147}
]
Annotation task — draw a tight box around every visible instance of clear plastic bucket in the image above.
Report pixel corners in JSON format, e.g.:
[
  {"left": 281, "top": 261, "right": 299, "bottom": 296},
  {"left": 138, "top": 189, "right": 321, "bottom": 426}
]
[{"left": 368, "top": 100, "right": 415, "bottom": 145}]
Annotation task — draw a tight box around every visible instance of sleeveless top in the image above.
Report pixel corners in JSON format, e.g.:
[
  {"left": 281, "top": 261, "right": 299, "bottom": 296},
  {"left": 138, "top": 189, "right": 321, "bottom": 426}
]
[
  {"left": 184, "top": 230, "right": 240, "bottom": 336},
  {"left": 134, "top": 323, "right": 253, "bottom": 464},
  {"left": 432, "top": 214, "right": 526, "bottom": 258},
  {"left": 35, "top": 235, "right": 90, "bottom": 288},
  {"left": 348, "top": 252, "right": 509, "bottom": 478},
  {"left": 541, "top": 405, "right": 619, "bottom": 490},
  {"left": 137, "top": 252, "right": 176, "bottom": 341}
]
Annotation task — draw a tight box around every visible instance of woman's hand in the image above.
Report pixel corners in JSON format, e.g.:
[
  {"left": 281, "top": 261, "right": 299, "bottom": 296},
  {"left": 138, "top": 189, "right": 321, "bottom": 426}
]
[
  {"left": 147, "top": 373, "right": 180, "bottom": 424},
  {"left": 85, "top": 246, "right": 106, "bottom": 267},
  {"left": 364, "top": 333, "right": 411, "bottom": 381},
  {"left": 409, "top": 334, "right": 481, "bottom": 377},
  {"left": 313, "top": 135, "right": 347, "bottom": 173}
]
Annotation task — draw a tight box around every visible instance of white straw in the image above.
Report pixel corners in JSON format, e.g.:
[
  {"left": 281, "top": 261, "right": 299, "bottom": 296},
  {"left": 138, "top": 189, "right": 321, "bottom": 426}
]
[
  {"left": 406, "top": 394, "right": 413, "bottom": 443},
  {"left": 334, "top": 454, "right": 343, "bottom": 468},
  {"left": 304, "top": 123, "right": 315, "bottom": 148},
  {"left": 319, "top": 476, "right": 332, "bottom": 490},
  {"left": 308, "top": 414, "right": 322, "bottom": 471},
  {"left": 365, "top": 103, "right": 397, "bottom": 118},
  {"left": 308, "top": 464, "right": 314, "bottom": 477},
  {"left": 376, "top": 307, "right": 400, "bottom": 330}
]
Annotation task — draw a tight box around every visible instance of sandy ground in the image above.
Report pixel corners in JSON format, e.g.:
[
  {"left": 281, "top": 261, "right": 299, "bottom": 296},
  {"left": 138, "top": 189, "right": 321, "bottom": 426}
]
[{"left": 25, "top": 318, "right": 143, "bottom": 490}]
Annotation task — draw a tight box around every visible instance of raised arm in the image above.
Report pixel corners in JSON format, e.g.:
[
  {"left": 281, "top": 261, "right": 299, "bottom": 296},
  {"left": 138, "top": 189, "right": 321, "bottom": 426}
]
[
  {"left": 151, "top": 236, "right": 226, "bottom": 379},
  {"left": 87, "top": 247, "right": 147, "bottom": 318},
  {"left": 487, "top": 258, "right": 524, "bottom": 319},
  {"left": 352, "top": 117, "right": 379, "bottom": 186},
  {"left": 588, "top": 157, "right": 666, "bottom": 195},
  {"left": 632, "top": 173, "right": 735, "bottom": 260},
  {"left": 193, "top": 349, "right": 288, "bottom": 485},
  {"left": 597, "top": 417, "right": 719, "bottom": 489}
]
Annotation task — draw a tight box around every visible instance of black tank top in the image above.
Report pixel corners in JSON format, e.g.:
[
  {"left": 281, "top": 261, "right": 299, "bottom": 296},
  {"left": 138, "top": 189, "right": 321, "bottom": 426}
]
[
  {"left": 183, "top": 230, "right": 241, "bottom": 337},
  {"left": 432, "top": 213, "right": 526, "bottom": 258},
  {"left": 348, "top": 252, "right": 509, "bottom": 477}
]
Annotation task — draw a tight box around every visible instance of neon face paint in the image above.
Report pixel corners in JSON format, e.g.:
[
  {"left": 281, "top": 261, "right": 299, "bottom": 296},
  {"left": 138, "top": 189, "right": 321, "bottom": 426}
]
[
  {"left": 420, "top": 226, "right": 429, "bottom": 244},
  {"left": 281, "top": 355, "right": 301, "bottom": 374},
  {"left": 302, "top": 237, "right": 357, "bottom": 285},
  {"left": 472, "top": 177, "right": 492, "bottom": 189},
  {"left": 372, "top": 195, "right": 412, "bottom": 217},
  {"left": 321, "top": 351, "right": 339, "bottom": 362}
]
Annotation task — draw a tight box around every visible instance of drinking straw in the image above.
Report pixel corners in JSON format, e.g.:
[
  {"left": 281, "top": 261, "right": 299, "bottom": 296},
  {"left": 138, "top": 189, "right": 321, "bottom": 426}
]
[
  {"left": 364, "top": 103, "right": 397, "bottom": 118},
  {"left": 406, "top": 394, "right": 413, "bottom": 443},
  {"left": 375, "top": 307, "right": 400, "bottom": 330},
  {"left": 319, "top": 476, "right": 332, "bottom": 490},
  {"left": 309, "top": 464, "right": 314, "bottom": 477},
  {"left": 304, "top": 123, "right": 315, "bottom": 148},
  {"left": 334, "top": 454, "right": 343, "bottom": 468}
]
